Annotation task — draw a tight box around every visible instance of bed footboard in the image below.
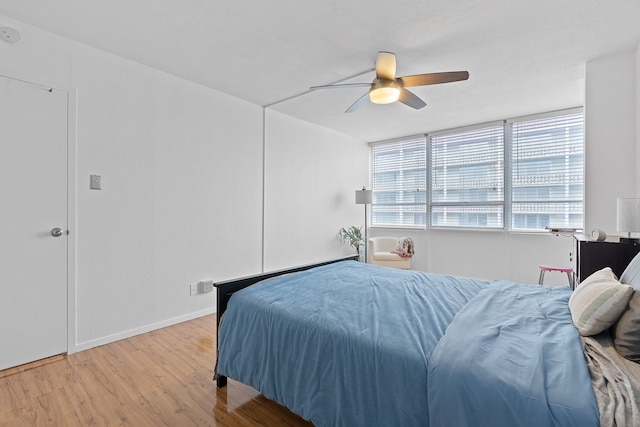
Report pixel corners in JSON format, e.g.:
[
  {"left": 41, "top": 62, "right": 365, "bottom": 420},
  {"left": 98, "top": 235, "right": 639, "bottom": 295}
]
[{"left": 213, "top": 255, "right": 358, "bottom": 387}]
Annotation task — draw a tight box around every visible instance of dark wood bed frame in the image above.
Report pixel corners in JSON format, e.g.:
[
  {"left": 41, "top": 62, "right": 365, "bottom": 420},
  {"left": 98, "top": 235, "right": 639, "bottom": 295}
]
[{"left": 213, "top": 255, "right": 358, "bottom": 387}]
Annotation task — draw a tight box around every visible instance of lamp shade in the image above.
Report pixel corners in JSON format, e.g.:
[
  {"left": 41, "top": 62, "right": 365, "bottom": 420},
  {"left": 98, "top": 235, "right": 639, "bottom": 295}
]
[
  {"left": 369, "top": 87, "right": 400, "bottom": 104},
  {"left": 617, "top": 198, "right": 640, "bottom": 232},
  {"left": 369, "top": 79, "right": 400, "bottom": 105},
  {"left": 355, "top": 189, "right": 372, "bottom": 205}
]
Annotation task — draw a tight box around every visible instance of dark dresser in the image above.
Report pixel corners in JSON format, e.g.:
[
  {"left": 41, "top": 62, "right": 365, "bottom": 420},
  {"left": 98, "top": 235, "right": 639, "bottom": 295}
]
[{"left": 574, "top": 234, "right": 640, "bottom": 283}]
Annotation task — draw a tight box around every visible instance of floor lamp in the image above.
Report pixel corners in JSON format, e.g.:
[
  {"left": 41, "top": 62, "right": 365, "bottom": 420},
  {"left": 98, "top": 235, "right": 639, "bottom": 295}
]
[{"left": 355, "top": 187, "right": 372, "bottom": 263}]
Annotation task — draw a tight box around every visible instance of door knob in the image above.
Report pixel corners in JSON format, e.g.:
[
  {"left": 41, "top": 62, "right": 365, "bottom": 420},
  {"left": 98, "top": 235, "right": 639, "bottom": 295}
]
[{"left": 51, "top": 227, "right": 64, "bottom": 237}]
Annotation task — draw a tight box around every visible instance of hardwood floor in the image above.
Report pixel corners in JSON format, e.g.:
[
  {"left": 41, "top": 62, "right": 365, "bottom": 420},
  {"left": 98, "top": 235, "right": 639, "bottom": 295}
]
[{"left": 0, "top": 314, "right": 313, "bottom": 426}]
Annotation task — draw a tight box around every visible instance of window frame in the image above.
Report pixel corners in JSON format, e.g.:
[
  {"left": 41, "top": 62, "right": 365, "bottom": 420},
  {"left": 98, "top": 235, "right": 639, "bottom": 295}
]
[
  {"left": 428, "top": 121, "right": 506, "bottom": 230},
  {"left": 507, "top": 108, "right": 584, "bottom": 232},
  {"left": 368, "top": 107, "right": 584, "bottom": 232},
  {"left": 369, "top": 135, "right": 428, "bottom": 229}
]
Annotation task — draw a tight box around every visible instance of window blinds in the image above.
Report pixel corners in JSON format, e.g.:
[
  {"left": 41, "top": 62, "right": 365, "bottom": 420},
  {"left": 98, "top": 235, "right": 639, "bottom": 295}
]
[
  {"left": 368, "top": 108, "right": 583, "bottom": 231},
  {"left": 430, "top": 125, "right": 505, "bottom": 228},
  {"left": 370, "top": 135, "right": 427, "bottom": 227},
  {"left": 510, "top": 111, "right": 584, "bottom": 230}
]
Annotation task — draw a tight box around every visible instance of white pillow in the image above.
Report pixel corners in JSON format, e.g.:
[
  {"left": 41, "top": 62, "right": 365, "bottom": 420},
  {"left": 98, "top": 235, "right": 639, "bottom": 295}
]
[
  {"left": 568, "top": 267, "right": 634, "bottom": 336},
  {"left": 620, "top": 252, "right": 640, "bottom": 290}
]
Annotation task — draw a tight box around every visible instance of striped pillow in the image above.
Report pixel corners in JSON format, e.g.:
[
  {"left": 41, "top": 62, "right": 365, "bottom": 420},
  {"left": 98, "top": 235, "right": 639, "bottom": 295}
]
[{"left": 569, "top": 267, "right": 634, "bottom": 336}]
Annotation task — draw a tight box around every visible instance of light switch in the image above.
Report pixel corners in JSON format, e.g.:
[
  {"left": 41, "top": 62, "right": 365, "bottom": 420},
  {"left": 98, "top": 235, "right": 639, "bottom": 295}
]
[{"left": 90, "top": 175, "right": 102, "bottom": 190}]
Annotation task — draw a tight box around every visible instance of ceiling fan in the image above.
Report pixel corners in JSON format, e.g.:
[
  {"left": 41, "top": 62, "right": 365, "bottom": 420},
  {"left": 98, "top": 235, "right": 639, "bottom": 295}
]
[{"left": 310, "top": 51, "right": 469, "bottom": 113}]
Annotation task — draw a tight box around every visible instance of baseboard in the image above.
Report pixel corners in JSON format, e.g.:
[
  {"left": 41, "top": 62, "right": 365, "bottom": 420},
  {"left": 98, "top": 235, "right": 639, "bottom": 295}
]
[{"left": 73, "top": 307, "right": 217, "bottom": 353}]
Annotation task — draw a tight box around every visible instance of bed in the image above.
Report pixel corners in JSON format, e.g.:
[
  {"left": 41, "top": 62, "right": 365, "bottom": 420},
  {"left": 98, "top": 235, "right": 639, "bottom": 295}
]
[{"left": 214, "top": 257, "right": 640, "bottom": 427}]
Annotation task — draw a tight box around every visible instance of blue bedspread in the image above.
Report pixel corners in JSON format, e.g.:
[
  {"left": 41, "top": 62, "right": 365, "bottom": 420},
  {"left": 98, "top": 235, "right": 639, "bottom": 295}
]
[
  {"left": 217, "top": 262, "right": 600, "bottom": 426},
  {"left": 217, "top": 261, "right": 486, "bottom": 427},
  {"left": 428, "top": 281, "right": 599, "bottom": 427}
]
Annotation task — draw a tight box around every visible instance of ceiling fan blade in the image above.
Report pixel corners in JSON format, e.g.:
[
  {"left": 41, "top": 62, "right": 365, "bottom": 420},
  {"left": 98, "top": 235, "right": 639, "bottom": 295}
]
[
  {"left": 345, "top": 92, "right": 370, "bottom": 113},
  {"left": 398, "top": 88, "right": 426, "bottom": 109},
  {"left": 398, "top": 71, "right": 469, "bottom": 87},
  {"left": 310, "top": 83, "right": 371, "bottom": 90},
  {"left": 375, "top": 51, "right": 396, "bottom": 80}
]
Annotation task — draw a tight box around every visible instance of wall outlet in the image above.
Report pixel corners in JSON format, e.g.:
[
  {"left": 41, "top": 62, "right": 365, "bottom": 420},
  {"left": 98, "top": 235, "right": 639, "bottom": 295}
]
[
  {"left": 198, "top": 280, "right": 214, "bottom": 293},
  {"left": 190, "top": 283, "right": 198, "bottom": 296}
]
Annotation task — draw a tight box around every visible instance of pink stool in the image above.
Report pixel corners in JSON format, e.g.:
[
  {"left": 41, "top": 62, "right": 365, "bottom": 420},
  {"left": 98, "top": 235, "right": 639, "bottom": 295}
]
[{"left": 538, "top": 265, "right": 575, "bottom": 289}]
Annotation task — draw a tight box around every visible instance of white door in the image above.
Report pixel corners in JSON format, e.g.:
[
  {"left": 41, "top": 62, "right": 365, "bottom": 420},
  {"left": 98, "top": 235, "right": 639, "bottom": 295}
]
[{"left": 0, "top": 75, "right": 68, "bottom": 370}]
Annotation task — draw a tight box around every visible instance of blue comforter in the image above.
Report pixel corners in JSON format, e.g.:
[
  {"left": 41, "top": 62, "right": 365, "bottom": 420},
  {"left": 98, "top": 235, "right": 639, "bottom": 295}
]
[
  {"left": 217, "top": 261, "right": 485, "bottom": 426},
  {"left": 428, "top": 281, "right": 599, "bottom": 426},
  {"left": 216, "top": 261, "right": 599, "bottom": 427}
]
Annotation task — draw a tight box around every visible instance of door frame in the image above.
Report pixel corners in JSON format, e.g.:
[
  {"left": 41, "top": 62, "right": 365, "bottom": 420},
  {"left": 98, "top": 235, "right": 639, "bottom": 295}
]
[{"left": 1, "top": 71, "right": 77, "bottom": 356}]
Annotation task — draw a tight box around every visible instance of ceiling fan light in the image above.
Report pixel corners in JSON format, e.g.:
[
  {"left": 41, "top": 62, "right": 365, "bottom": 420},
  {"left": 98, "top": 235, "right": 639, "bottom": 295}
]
[{"left": 370, "top": 87, "right": 400, "bottom": 104}]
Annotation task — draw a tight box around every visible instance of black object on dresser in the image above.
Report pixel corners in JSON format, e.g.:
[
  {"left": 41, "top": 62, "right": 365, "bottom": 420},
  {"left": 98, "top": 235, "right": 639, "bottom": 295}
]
[{"left": 575, "top": 234, "right": 640, "bottom": 284}]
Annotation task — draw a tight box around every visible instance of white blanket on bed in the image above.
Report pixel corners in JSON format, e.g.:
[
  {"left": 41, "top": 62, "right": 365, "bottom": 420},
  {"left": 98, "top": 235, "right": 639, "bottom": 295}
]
[{"left": 582, "top": 332, "right": 640, "bottom": 427}]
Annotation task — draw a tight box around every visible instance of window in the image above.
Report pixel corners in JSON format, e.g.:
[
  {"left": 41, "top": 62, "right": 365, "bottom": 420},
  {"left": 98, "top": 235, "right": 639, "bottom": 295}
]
[
  {"left": 369, "top": 108, "right": 584, "bottom": 231},
  {"left": 370, "top": 136, "right": 426, "bottom": 227},
  {"left": 510, "top": 111, "right": 584, "bottom": 231},
  {"left": 430, "top": 124, "right": 504, "bottom": 228}
]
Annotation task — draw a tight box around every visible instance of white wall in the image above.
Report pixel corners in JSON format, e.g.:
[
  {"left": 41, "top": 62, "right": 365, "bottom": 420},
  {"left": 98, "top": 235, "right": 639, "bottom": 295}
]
[
  {"left": 0, "top": 14, "right": 369, "bottom": 352},
  {"left": 370, "top": 228, "right": 574, "bottom": 285},
  {"left": 585, "top": 51, "right": 637, "bottom": 232},
  {"left": 263, "top": 110, "right": 368, "bottom": 271},
  {"left": 0, "top": 15, "right": 265, "bottom": 350},
  {"left": 72, "top": 44, "right": 265, "bottom": 347}
]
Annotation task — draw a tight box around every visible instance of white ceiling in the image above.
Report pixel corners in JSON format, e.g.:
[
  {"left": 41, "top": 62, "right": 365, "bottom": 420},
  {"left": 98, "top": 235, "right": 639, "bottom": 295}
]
[{"left": 1, "top": 0, "right": 639, "bottom": 142}]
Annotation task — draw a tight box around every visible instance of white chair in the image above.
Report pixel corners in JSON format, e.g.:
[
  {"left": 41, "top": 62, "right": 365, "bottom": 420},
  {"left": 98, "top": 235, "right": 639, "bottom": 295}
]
[{"left": 368, "top": 237, "right": 411, "bottom": 269}]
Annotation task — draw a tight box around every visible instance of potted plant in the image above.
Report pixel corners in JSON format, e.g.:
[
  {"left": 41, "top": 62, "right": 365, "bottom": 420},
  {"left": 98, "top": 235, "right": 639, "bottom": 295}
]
[{"left": 339, "top": 225, "right": 365, "bottom": 261}]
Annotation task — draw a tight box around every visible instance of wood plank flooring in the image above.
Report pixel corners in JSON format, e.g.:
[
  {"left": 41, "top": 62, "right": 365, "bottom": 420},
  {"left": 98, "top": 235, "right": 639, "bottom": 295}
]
[{"left": 0, "top": 314, "right": 313, "bottom": 426}]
